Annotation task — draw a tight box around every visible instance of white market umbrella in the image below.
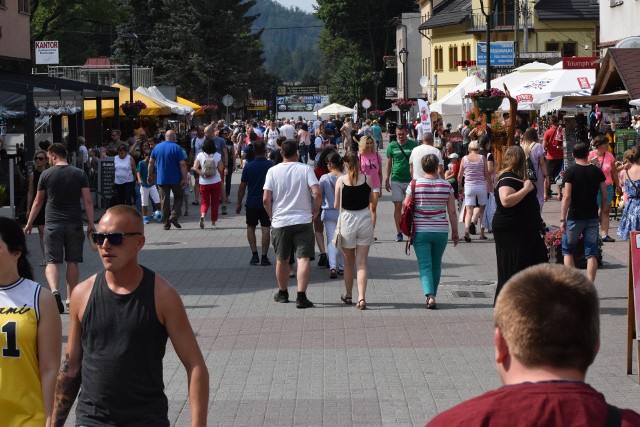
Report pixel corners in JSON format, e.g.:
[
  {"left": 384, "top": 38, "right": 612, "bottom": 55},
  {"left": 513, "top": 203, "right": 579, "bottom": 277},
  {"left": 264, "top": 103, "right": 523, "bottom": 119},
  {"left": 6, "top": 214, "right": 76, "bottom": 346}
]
[
  {"left": 317, "top": 103, "right": 354, "bottom": 117},
  {"left": 630, "top": 99, "right": 640, "bottom": 107},
  {"left": 469, "top": 62, "right": 552, "bottom": 103},
  {"left": 499, "top": 67, "right": 596, "bottom": 111},
  {"left": 135, "top": 87, "right": 193, "bottom": 115}
]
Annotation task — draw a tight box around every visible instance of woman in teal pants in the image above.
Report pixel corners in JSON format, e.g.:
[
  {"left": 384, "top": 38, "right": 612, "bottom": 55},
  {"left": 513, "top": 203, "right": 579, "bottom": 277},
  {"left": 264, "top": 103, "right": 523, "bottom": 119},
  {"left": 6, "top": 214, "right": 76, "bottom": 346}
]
[{"left": 404, "top": 154, "right": 460, "bottom": 309}]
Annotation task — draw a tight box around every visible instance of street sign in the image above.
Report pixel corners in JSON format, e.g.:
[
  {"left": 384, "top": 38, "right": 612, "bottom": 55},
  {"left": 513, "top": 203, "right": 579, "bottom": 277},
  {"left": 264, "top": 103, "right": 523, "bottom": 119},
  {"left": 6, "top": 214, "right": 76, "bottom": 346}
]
[
  {"left": 222, "top": 94, "right": 234, "bottom": 107},
  {"left": 476, "top": 42, "right": 515, "bottom": 67},
  {"left": 519, "top": 51, "right": 562, "bottom": 60},
  {"left": 361, "top": 99, "right": 372, "bottom": 109}
]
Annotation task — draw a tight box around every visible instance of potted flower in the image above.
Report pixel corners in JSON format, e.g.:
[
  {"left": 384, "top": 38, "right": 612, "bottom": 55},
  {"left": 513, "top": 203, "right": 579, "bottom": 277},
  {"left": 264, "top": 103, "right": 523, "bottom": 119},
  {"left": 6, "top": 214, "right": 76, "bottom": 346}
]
[
  {"left": 369, "top": 110, "right": 385, "bottom": 120},
  {"left": 544, "top": 227, "right": 602, "bottom": 268},
  {"left": 489, "top": 116, "right": 507, "bottom": 138},
  {"left": 467, "top": 88, "right": 506, "bottom": 113},
  {"left": 393, "top": 98, "right": 415, "bottom": 112},
  {"left": 121, "top": 100, "right": 147, "bottom": 117},
  {"left": 202, "top": 105, "right": 219, "bottom": 112}
]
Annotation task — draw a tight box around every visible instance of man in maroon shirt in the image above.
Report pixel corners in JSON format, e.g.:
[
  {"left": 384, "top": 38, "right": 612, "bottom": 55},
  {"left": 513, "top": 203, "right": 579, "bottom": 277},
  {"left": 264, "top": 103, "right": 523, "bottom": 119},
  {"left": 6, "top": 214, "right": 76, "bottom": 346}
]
[
  {"left": 543, "top": 116, "right": 564, "bottom": 200},
  {"left": 427, "top": 264, "right": 640, "bottom": 427}
]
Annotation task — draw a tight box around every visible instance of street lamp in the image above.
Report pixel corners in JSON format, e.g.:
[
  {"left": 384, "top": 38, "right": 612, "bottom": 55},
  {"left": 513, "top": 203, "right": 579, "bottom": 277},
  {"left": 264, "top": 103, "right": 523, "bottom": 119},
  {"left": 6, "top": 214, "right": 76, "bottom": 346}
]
[
  {"left": 479, "top": 0, "right": 497, "bottom": 92},
  {"left": 398, "top": 48, "right": 408, "bottom": 124},
  {"left": 121, "top": 32, "right": 138, "bottom": 135}
]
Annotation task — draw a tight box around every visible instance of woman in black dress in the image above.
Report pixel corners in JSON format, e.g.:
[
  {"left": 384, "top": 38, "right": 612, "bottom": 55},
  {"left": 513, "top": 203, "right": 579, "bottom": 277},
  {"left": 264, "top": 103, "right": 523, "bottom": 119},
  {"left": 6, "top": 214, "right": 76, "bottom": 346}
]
[
  {"left": 27, "top": 149, "right": 49, "bottom": 265},
  {"left": 492, "top": 145, "right": 548, "bottom": 303}
]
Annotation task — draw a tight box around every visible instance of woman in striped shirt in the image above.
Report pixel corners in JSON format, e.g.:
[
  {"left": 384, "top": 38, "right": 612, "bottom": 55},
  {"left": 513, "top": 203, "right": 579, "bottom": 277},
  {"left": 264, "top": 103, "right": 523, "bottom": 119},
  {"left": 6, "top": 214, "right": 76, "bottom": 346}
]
[{"left": 405, "top": 154, "right": 460, "bottom": 309}]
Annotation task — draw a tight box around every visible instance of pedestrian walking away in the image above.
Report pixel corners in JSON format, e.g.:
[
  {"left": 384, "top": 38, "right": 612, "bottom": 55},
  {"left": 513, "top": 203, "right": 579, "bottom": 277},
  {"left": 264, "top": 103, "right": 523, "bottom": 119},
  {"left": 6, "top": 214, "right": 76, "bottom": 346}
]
[
  {"left": 24, "top": 143, "right": 95, "bottom": 313},
  {"left": 193, "top": 138, "right": 225, "bottom": 228},
  {"left": 237, "top": 139, "right": 274, "bottom": 266},
  {"left": 263, "top": 140, "right": 321, "bottom": 309},
  {"left": 0, "top": 218, "right": 61, "bottom": 427},
  {"left": 52, "top": 205, "right": 209, "bottom": 427}
]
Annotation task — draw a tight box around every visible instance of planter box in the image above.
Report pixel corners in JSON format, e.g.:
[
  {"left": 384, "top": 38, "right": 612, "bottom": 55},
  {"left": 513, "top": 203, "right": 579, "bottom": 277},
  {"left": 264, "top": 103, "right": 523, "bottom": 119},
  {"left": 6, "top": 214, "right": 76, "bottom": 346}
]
[{"left": 0, "top": 206, "right": 14, "bottom": 219}]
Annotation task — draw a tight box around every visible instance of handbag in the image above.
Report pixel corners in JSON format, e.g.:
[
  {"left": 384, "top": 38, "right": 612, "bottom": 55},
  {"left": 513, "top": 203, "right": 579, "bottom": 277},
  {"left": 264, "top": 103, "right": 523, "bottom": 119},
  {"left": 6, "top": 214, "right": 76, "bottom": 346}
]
[
  {"left": 400, "top": 179, "right": 416, "bottom": 237},
  {"left": 332, "top": 180, "right": 343, "bottom": 250}
]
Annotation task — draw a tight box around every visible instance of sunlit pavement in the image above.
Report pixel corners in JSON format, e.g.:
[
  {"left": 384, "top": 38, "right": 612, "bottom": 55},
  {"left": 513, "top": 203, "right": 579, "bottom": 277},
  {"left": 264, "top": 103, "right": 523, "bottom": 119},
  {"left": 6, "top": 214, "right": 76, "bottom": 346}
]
[{"left": 30, "top": 156, "right": 640, "bottom": 426}]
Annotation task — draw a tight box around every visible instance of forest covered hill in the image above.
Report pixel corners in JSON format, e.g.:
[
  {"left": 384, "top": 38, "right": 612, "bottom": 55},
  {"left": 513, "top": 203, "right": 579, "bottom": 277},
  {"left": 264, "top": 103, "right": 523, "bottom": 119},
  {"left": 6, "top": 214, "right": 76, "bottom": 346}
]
[{"left": 249, "top": 0, "right": 322, "bottom": 83}]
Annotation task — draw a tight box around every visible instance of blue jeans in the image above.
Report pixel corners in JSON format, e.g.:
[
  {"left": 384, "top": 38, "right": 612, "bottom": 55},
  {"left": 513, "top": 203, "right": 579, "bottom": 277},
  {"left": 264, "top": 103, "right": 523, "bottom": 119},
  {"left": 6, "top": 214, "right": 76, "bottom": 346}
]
[
  {"left": 562, "top": 218, "right": 599, "bottom": 258},
  {"left": 299, "top": 145, "right": 309, "bottom": 164},
  {"left": 413, "top": 232, "right": 449, "bottom": 296}
]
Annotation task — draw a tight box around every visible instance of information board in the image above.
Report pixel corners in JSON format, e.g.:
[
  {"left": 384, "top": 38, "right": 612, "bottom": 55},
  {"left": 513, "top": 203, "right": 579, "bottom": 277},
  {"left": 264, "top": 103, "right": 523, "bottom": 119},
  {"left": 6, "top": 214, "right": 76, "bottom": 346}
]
[
  {"left": 476, "top": 42, "right": 515, "bottom": 67},
  {"left": 615, "top": 129, "right": 639, "bottom": 160},
  {"left": 99, "top": 158, "right": 115, "bottom": 201}
]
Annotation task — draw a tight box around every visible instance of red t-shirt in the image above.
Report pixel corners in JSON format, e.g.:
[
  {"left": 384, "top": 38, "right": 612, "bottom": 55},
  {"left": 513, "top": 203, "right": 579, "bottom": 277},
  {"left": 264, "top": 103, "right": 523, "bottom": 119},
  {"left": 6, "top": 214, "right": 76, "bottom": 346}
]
[
  {"left": 544, "top": 125, "right": 563, "bottom": 160},
  {"left": 427, "top": 382, "right": 640, "bottom": 427}
]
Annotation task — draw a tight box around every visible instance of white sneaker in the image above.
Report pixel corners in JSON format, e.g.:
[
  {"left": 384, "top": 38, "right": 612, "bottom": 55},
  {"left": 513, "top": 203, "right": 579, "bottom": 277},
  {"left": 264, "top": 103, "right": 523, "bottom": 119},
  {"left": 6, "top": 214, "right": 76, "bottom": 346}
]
[{"left": 65, "top": 299, "right": 70, "bottom": 312}]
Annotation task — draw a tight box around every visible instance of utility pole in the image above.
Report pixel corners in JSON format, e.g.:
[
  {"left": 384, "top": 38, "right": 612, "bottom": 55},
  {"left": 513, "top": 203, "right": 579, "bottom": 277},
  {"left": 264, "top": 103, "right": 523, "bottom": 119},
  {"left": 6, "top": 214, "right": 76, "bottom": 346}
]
[
  {"left": 514, "top": 0, "right": 520, "bottom": 67},
  {"left": 522, "top": 1, "right": 529, "bottom": 52}
]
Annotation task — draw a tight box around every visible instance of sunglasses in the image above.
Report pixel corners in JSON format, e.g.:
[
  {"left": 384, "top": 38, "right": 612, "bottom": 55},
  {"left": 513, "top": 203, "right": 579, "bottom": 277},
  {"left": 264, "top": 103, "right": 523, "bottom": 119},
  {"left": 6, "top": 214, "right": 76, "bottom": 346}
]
[
  {"left": 91, "top": 232, "right": 142, "bottom": 246},
  {"left": 34, "top": 157, "right": 46, "bottom": 161}
]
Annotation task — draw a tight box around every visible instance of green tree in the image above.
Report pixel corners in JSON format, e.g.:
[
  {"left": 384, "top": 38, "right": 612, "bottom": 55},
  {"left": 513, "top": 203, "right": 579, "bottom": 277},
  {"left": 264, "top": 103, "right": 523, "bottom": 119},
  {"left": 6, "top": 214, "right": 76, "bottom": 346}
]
[{"left": 329, "top": 57, "right": 373, "bottom": 107}]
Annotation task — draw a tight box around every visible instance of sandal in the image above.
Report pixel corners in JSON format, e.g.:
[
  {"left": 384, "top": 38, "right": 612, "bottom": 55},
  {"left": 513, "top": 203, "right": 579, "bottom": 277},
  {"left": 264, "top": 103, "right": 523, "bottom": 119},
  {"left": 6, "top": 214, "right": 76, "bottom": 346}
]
[
  {"left": 340, "top": 294, "right": 352, "bottom": 305},
  {"left": 464, "top": 234, "right": 471, "bottom": 242},
  {"left": 478, "top": 235, "right": 488, "bottom": 240},
  {"left": 356, "top": 299, "right": 367, "bottom": 310},
  {"left": 426, "top": 296, "right": 437, "bottom": 310},
  {"left": 330, "top": 269, "right": 337, "bottom": 279}
]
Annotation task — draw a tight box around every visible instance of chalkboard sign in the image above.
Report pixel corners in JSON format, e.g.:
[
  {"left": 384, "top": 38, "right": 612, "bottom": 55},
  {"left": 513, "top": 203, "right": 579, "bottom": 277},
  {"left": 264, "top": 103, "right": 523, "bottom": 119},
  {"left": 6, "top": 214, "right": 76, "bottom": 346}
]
[
  {"left": 615, "top": 129, "right": 640, "bottom": 160},
  {"left": 99, "top": 158, "right": 115, "bottom": 201}
]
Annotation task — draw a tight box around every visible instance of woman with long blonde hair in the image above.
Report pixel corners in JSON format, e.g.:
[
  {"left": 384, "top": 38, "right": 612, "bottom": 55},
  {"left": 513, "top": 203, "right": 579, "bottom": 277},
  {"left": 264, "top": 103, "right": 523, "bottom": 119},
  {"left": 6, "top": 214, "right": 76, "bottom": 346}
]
[
  {"left": 334, "top": 152, "right": 374, "bottom": 309},
  {"left": 358, "top": 135, "right": 383, "bottom": 240},
  {"left": 492, "top": 145, "right": 547, "bottom": 303}
]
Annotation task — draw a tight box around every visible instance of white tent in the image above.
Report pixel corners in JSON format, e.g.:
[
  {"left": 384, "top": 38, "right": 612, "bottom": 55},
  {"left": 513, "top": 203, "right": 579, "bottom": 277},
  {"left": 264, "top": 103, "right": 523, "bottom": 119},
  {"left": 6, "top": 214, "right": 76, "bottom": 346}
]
[
  {"left": 135, "top": 86, "right": 193, "bottom": 115},
  {"left": 469, "top": 61, "right": 552, "bottom": 97},
  {"left": 430, "top": 75, "right": 483, "bottom": 126},
  {"left": 630, "top": 99, "right": 640, "bottom": 107},
  {"left": 499, "top": 67, "right": 596, "bottom": 111},
  {"left": 317, "top": 103, "right": 354, "bottom": 117},
  {"left": 539, "top": 90, "right": 629, "bottom": 116}
]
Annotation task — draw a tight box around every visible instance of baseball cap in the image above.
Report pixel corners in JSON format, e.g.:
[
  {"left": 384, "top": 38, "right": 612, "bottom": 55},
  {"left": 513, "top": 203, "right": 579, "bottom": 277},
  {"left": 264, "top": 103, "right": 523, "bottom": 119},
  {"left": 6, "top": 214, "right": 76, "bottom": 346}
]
[{"left": 448, "top": 153, "right": 459, "bottom": 159}]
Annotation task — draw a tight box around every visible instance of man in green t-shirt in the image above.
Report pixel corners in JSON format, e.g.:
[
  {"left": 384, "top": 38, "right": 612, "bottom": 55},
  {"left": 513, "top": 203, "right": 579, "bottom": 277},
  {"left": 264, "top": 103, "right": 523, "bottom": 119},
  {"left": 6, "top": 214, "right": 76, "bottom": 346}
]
[{"left": 385, "top": 124, "right": 418, "bottom": 242}]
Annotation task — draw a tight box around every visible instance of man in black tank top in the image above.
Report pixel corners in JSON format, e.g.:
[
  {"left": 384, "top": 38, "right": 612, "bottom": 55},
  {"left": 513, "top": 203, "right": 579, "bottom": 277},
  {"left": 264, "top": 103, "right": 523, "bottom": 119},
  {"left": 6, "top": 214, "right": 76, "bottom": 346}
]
[{"left": 52, "top": 205, "right": 209, "bottom": 427}]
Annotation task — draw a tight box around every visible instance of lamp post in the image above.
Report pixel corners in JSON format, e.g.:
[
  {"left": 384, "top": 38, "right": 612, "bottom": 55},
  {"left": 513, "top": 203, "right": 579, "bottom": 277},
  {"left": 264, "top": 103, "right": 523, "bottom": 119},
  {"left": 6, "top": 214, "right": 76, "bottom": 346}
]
[
  {"left": 398, "top": 48, "right": 408, "bottom": 124},
  {"left": 121, "top": 32, "right": 138, "bottom": 136},
  {"left": 479, "top": 0, "right": 497, "bottom": 93}
]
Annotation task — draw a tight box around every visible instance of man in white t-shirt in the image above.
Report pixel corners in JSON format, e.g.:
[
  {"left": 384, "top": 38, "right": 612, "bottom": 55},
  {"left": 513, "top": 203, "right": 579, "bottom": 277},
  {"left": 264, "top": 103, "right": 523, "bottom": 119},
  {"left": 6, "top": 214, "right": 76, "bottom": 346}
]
[
  {"left": 263, "top": 140, "right": 321, "bottom": 309},
  {"left": 189, "top": 125, "right": 206, "bottom": 204},
  {"left": 264, "top": 121, "right": 280, "bottom": 151},
  {"left": 409, "top": 132, "right": 444, "bottom": 179},
  {"left": 279, "top": 119, "right": 296, "bottom": 141}
]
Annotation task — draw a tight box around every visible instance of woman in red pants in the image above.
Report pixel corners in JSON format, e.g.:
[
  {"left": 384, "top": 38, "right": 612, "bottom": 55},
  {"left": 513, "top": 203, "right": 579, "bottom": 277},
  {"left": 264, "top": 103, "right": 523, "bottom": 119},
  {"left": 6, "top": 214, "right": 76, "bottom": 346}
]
[{"left": 193, "top": 139, "right": 225, "bottom": 229}]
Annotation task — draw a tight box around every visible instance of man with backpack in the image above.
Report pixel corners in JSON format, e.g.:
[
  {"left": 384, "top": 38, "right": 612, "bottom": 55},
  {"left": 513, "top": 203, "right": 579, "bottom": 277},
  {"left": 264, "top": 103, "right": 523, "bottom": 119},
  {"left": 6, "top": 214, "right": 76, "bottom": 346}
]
[
  {"left": 543, "top": 116, "right": 564, "bottom": 201},
  {"left": 264, "top": 120, "right": 281, "bottom": 152}
]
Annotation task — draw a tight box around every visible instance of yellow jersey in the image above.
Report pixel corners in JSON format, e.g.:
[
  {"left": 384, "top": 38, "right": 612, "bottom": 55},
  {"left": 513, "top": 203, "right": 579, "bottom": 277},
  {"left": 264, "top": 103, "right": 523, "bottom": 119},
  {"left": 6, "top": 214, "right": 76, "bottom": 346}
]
[{"left": 0, "top": 278, "right": 45, "bottom": 427}]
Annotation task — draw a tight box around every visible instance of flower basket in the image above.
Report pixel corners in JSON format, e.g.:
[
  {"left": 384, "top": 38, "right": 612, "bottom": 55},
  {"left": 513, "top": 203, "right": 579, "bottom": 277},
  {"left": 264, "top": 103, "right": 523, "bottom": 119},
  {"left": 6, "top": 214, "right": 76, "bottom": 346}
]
[
  {"left": 393, "top": 98, "right": 415, "bottom": 112},
  {"left": 467, "top": 89, "right": 506, "bottom": 114},
  {"left": 121, "top": 101, "right": 146, "bottom": 118}
]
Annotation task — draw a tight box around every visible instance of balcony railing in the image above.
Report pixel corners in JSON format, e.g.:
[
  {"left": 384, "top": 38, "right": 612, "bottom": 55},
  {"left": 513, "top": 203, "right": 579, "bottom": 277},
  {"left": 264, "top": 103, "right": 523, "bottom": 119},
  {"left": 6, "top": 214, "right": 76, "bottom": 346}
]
[
  {"left": 467, "top": 12, "right": 533, "bottom": 32},
  {"left": 47, "top": 65, "right": 154, "bottom": 89}
]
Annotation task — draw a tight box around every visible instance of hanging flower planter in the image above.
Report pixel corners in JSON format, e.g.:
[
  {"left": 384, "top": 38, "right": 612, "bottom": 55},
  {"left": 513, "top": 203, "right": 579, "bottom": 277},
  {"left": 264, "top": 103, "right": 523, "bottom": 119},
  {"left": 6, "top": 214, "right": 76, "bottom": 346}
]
[
  {"left": 467, "top": 88, "right": 506, "bottom": 114},
  {"left": 393, "top": 98, "right": 415, "bottom": 112},
  {"left": 121, "top": 101, "right": 146, "bottom": 118}
]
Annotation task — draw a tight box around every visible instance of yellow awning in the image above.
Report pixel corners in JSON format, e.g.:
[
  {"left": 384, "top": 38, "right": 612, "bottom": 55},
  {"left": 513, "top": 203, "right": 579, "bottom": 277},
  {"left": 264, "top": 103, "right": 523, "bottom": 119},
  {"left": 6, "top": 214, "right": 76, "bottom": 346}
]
[
  {"left": 177, "top": 96, "right": 204, "bottom": 116},
  {"left": 83, "top": 83, "right": 172, "bottom": 120}
]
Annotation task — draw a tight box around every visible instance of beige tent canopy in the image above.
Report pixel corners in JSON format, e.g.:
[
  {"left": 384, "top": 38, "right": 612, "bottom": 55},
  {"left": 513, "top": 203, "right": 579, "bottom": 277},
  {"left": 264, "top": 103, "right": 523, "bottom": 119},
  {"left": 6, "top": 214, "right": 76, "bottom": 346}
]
[{"left": 317, "top": 103, "right": 354, "bottom": 117}]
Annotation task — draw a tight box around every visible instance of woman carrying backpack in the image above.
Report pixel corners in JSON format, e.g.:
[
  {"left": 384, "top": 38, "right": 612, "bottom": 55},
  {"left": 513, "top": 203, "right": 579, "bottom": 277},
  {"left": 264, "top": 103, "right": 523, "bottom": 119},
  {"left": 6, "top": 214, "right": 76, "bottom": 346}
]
[{"left": 193, "top": 139, "right": 225, "bottom": 229}]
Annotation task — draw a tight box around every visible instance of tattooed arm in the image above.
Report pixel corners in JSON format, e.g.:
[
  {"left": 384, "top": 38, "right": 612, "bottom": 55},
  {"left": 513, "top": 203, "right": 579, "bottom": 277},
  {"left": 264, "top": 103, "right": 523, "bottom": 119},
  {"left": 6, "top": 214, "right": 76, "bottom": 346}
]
[{"left": 52, "top": 275, "right": 94, "bottom": 427}]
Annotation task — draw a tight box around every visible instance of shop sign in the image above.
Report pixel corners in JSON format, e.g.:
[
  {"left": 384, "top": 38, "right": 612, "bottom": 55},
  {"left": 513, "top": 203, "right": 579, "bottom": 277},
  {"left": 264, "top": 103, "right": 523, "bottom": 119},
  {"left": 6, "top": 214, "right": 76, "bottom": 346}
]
[
  {"left": 246, "top": 99, "right": 267, "bottom": 111},
  {"left": 563, "top": 57, "right": 598, "bottom": 69},
  {"left": 35, "top": 40, "right": 59, "bottom": 65},
  {"left": 477, "top": 42, "right": 515, "bottom": 67},
  {"left": 276, "top": 95, "right": 329, "bottom": 112},
  {"left": 577, "top": 77, "right": 591, "bottom": 90},
  {"left": 277, "top": 85, "right": 328, "bottom": 96}
]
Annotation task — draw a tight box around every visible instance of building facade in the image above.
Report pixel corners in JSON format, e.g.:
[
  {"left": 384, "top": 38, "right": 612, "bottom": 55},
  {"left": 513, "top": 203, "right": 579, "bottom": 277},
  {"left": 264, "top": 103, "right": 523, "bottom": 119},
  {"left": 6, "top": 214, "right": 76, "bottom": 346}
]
[
  {"left": 417, "top": 0, "right": 599, "bottom": 101},
  {"left": 599, "top": 0, "right": 640, "bottom": 49},
  {"left": 0, "top": 0, "right": 31, "bottom": 72}
]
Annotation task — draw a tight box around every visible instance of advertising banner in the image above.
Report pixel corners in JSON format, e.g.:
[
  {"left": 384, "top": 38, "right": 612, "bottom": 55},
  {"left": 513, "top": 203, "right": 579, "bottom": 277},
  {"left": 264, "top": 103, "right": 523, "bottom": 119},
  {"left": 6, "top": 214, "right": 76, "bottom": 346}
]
[
  {"left": 276, "top": 95, "right": 329, "bottom": 113},
  {"left": 417, "top": 99, "right": 432, "bottom": 134},
  {"left": 477, "top": 42, "right": 515, "bottom": 67},
  {"left": 277, "top": 86, "right": 328, "bottom": 96},
  {"left": 35, "top": 40, "right": 59, "bottom": 65}
]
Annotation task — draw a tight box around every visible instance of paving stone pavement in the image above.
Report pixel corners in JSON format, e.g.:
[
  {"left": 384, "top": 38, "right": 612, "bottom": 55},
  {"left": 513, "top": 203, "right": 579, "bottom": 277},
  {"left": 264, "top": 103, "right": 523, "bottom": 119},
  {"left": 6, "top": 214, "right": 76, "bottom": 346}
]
[{"left": 26, "top": 161, "right": 640, "bottom": 426}]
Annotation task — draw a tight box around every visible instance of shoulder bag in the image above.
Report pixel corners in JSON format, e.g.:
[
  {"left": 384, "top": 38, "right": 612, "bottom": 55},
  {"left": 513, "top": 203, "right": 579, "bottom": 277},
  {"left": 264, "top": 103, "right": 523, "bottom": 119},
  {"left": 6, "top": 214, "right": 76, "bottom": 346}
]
[
  {"left": 400, "top": 179, "right": 417, "bottom": 238},
  {"left": 331, "top": 179, "right": 343, "bottom": 250}
]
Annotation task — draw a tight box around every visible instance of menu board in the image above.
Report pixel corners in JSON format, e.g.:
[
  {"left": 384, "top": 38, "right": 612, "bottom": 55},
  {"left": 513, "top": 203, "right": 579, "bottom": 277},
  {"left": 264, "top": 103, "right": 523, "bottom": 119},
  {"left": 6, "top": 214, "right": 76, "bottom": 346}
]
[
  {"left": 615, "top": 129, "right": 640, "bottom": 160},
  {"left": 99, "top": 158, "right": 115, "bottom": 201}
]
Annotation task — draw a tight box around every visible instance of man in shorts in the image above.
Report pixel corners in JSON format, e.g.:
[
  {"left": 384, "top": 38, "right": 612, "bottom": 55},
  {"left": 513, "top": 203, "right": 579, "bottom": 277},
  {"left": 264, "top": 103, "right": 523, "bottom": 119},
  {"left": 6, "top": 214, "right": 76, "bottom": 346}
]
[
  {"left": 560, "top": 142, "right": 606, "bottom": 283},
  {"left": 428, "top": 264, "right": 640, "bottom": 426},
  {"left": 263, "top": 140, "right": 321, "bottom": 309},
  {"left": 385, "top": 124, "right": 418, "bottom": 242},
  {"left": 52, "top": 205, "right": 209, "bottom": 427},
  {"left": 543, "top": 116, "right": 564, "bottom": 200},
  {"left": 237, "top": 139, "right": 274, "bottom": 266},
  {"left": 24, "top": 143, "right": 95, "bottom": 313}
]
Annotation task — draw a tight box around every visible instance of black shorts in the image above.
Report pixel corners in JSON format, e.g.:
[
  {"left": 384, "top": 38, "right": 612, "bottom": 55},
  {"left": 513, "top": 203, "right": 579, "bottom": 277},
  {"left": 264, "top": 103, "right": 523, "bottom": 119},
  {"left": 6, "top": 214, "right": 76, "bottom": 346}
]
[
  {"left": 246, "top": 207, "right": 271, "bottom": 228},
  {"left": 546, "top": 159, "right": 563, "bottom": 181}
]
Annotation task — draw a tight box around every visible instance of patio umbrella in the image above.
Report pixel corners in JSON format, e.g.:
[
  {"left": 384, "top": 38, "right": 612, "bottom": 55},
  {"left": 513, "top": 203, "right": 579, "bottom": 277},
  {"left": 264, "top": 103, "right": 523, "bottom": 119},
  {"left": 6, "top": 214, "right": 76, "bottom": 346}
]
[
  {"left": 469, "top": 61, "right": 552, "bottom": 101},
  {"left": 429, "top": 75, "right": 483, "bottom": 126},
  {"left": 177, "top": 96, "right": 204, "bottom": 116},
  {"left": 136, "top": 86, "right": 194, "bottom": 115},
  {"left": 499, "top": 68, "right": 596, "bottom": 111},
  {"left": 317, "top": 103, "right": 354, "bottom": 117}
]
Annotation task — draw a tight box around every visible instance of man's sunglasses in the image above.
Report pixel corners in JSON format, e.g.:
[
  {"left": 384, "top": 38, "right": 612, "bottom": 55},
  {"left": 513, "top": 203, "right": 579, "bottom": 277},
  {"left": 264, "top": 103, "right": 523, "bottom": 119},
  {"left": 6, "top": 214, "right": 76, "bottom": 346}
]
[{"left": 91, "top": 232, "right": 142, "bottom": 246}]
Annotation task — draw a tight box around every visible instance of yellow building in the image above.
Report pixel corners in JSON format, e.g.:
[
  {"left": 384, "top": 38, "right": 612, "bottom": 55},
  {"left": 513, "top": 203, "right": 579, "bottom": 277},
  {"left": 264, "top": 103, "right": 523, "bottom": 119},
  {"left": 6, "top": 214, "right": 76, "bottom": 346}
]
[{"left": 417, "top": 0, "right": 599, "bottom": 102}]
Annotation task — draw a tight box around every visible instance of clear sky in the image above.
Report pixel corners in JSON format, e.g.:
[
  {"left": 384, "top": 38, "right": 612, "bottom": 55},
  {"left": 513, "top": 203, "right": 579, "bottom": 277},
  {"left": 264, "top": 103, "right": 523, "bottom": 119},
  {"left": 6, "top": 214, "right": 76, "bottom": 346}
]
[{"left": 273, "top": 0, "right": 317, "bottom": 13}]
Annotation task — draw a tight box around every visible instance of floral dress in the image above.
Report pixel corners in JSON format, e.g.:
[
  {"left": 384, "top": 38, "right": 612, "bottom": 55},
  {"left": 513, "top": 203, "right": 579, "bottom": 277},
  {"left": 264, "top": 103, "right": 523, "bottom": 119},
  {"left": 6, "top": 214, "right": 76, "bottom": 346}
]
[{"left": 618, "top": 175, "right": 640, "bottom": 240}]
